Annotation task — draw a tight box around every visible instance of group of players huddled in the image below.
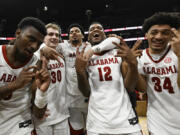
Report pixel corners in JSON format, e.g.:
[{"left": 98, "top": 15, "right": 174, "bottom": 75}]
[{"left": 0, "top": 12, "right": 180, "bottom": 135}]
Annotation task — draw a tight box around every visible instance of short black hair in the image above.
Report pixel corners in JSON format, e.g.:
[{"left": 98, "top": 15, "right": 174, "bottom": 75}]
[
  {"left": 18, "top": 17, "right": 47, "bottom": 36},
  {"left": 170, "top": 12, "right": 180, "bottom": 29},
  {"left": 142, "top": 12, "right": 180, "bottom": 33},
  {"left": 67, "top": 23, "right": 84, "bottom": 36},
  {"left": 88, "top": 21, "right": 104, "bottom": 31}
]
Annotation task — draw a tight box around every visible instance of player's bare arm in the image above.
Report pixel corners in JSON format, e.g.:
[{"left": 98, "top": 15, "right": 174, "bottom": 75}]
[
  {"left": 32, "top": 59, "right": 51, "bottom": 119},
  {"left": 113, "top": 37, "right": 138, "bottom": 92},
  {"left": 129, "top": 39, "right": 147, "bottom": 92},
  {"left": 170, "top": 28, "right": 180, "bottom": 88},
  {"left": 75, "top": 46, "right": 90, "bottom": 97},
  {"left": 136, "top": 74, "right": 147, "bottom": 93},
  {"left": 83, "top": 37, "right": 120, "bottom": 60},
  {"left": 131, "top": 40, "right": 143, "bottom": 57},
  {"left": 40, "top": 46, "right": 64, "bottom": 63},
  {"left": 0, "top": 66, "right": 37, "bottom": 100},
  {"left": 113, "top": 37, "right": 146, "bottom": 92}
]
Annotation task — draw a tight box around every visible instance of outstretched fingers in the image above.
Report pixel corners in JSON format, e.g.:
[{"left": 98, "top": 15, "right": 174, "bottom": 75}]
[
  {"left": 132, "top": 40, "right": 142, "bottom": 51},
  {"left": 80, "top": 44, "right": 87, "bottom": 57}
]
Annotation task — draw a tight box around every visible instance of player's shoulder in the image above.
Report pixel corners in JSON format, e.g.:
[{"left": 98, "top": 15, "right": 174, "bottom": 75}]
[
  {"left": 26, "top": 54, "right": 39, "bottom": 67},
  {"left": 59, "top": 40, "right": 69, "bottom": 46},
  {"left": 139, "top": 49, "right": 148, "bottom": 59}
]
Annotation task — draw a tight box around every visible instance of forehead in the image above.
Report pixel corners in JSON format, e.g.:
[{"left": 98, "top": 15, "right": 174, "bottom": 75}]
[
  {"left": 21, "top": 26, "right": 44, "bottom": 42},
  {"left": 70, "top": 27, "right": 81, "bottom": 32},
  {"left": 89, "top": 24, "right": 103, "bottom": 29},
  {"left": 47, "top": 27, "right": 59, "bottom": 33},
  {"left": 148, "top": 24, "right": 172, "bottom": 32}
]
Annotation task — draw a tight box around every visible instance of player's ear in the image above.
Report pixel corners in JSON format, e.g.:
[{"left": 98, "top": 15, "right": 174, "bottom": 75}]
[{"left": 15, "top": 28, "right": 21, "bottom": 38}]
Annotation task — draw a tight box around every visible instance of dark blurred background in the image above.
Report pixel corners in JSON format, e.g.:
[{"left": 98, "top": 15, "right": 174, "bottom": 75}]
[{"left": 0, "top": 0, "right": 179, "bottom": 47}]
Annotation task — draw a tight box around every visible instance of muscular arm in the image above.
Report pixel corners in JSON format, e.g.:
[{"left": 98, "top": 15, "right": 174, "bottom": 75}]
[
  {"left": 76, "top": 70, "right": 90, "bottom": 97},
  {"left": 75, "top": 46, "right": 91, "bottom": 97},
  {"left": 136, "top": 74, "right": 147, "bottom": 92},
  {"left": 92, "top": 37, "right": 120, "bottom": 53},
  {"left": 32, "top": 60, "right": 50, "bottom": 119},
  {"left": 0, "top": 82, "right": 18, "bottom": 100},
  {"left": 121, "top": 61, "right": 138, "bottom": 92}
]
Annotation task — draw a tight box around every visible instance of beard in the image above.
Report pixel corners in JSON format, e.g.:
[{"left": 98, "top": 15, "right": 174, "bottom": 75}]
[{"left": 72, "top": 39, "right": 80, "bottom": 45}]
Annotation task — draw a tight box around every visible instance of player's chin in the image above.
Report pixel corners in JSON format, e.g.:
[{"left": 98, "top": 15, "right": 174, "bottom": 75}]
[{"left": 92, "top": 39, "right": 102, "bottom": 45}]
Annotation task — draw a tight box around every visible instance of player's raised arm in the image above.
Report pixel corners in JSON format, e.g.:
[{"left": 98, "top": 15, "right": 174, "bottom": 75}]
[
  {"left": 32, "top": 59, "right": 51, "bottom": 119},
  {"left": 113, "top": 39, "right": 138, "bottom": 92},
  {"left": 170, "top": 28, "right": 180, "bottom": 88},
  {"left": 75, "top": 46, "right": 90, "bottom": 97},
  {"left": 40, "top": 46, "right": 64, "bottom": 63},
  {"left": 83, "top": 37, "right": 120, "bottom": 60}
]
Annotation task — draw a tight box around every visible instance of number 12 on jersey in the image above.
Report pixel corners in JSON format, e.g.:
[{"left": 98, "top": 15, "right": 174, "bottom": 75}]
[{"left": 98, "top": 66, "right": 112, "bottom": 81}]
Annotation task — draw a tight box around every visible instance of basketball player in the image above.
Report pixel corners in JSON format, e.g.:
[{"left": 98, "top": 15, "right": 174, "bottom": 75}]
[
  {"left": 55, "top": 23, "right": 91, "bottom": 135},
  {"left": 75, "top": 22, "right": 142, "bottom": 135},
  {"left": 34, "top": 23, "right": 70, "bottom": 135},
  {"left": 136, "top": 12, "right": 180, "bottom": 135},
  {"left": 0, "top": 17, "right": 50, "bottom": 135}
]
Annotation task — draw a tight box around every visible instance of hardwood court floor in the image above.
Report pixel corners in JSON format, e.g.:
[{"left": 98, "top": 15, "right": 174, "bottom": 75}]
[{"left": 139, "top": 117, "right": 149, "bottom": 135}]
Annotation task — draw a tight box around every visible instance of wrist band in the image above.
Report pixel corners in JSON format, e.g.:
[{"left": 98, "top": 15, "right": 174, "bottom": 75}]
[{"left": 34, "top": 88, "right": 47, "bottom": 109}]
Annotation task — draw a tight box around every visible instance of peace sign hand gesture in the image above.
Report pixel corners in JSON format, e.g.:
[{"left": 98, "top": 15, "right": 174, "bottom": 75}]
[{"left": 75, "top": 45, "right": 88, "bottom": 73}]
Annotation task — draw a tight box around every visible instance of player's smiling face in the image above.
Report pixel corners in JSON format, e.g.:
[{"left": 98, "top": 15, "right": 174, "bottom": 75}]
[
  {"left": 146, "top": 24, "right": 173, "bottom": 54},
  {"left": 88, "top": 23, "right": 106, "bottom": 45},
  {"left": 44, "top": 27, "right": 60, "bottom": 49}
]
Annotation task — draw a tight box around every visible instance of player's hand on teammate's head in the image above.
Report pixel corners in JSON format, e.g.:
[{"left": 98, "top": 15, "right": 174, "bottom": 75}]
[
  {"left": 40, "top": 46, "right": 64, "bottom": 63},
  {"left": 170, "top": 28, "right": 180, "bottom": 58}
]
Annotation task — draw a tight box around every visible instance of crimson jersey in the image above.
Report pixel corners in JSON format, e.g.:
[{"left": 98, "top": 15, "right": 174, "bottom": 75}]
[
  {"left": 86, "top": 49, "right": 141, "bottom": 134},
  {"left": 138, "top": 46, "right": 180, "bottom": 135},
  {"left": 0, "top": 45, "right": 38, "bottom": 135}
]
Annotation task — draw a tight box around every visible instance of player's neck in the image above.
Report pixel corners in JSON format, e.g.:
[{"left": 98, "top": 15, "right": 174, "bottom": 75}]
[
  {"left": 6, "top": 45, "right": 29, "bottom": 67},
  {"left": 149, "top": 45, "right": 169, "bottom": 61},
  {"left": 70, "top": 40, "right": 82, "bottom": 47},
  {"left": 149, "top": 46, "right": 168, "bottom": 55}
]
